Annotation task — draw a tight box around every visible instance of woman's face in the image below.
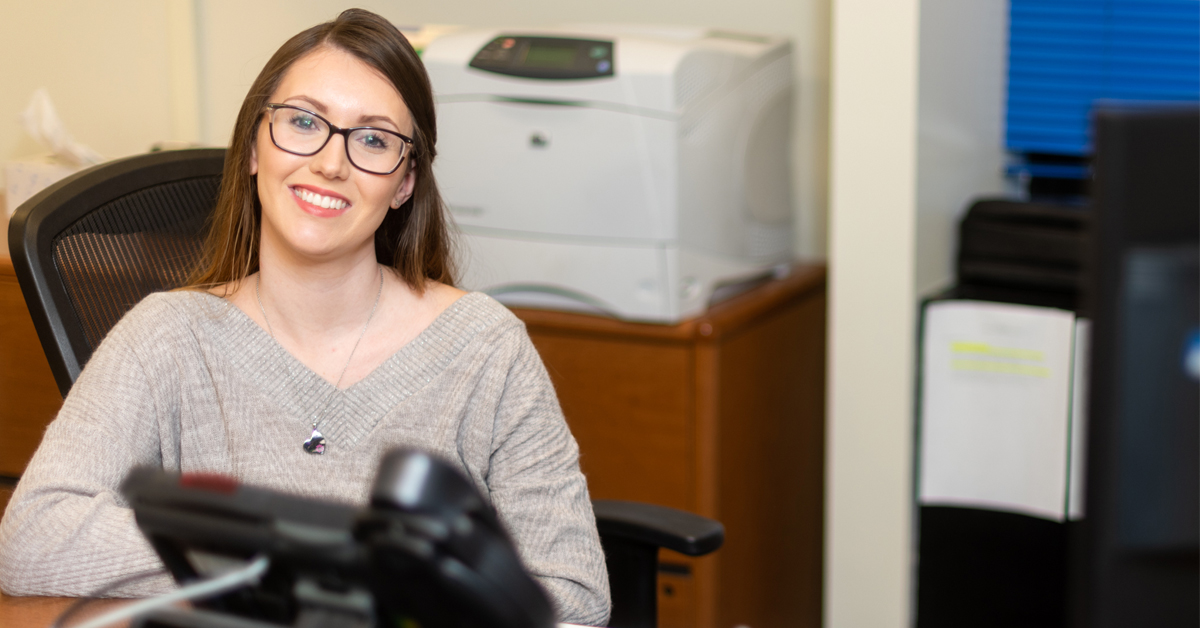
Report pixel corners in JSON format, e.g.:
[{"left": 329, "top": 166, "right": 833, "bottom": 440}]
[{"left": 250, "top": 46, "right": 416, "bottom": 266}]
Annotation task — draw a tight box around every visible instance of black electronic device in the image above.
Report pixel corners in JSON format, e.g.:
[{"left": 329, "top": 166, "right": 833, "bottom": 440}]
[
  {"left": 1070, "top": 104, "right": 1199, "bottom": 628},
  {"left": 469, "top": 35, "right": 614, "bottom": 80},
  {"left": 955, "top": 198, "right": 1091, "bottom": 302},
  {"left": 122, "top": 449, "right": 555, "bottom": 628}
]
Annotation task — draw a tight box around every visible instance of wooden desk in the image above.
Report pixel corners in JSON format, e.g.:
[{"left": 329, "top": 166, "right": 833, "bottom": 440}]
[
  {"left": 0, "top": 593, "right": 127, "bottom": 627},
  {"left": 514, "top": 264, "right": 827, "bottom": 628},
  {"left": 0, "top": 594, "right": 586, "bottom": 628},
  {"left": 0, "top": 253, "right": 63, "bottom": 478}
]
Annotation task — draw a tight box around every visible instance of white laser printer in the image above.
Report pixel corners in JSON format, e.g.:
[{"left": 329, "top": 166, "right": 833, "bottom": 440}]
[{"left": 424, "top": 26, "right": 794, "bottom": 322}]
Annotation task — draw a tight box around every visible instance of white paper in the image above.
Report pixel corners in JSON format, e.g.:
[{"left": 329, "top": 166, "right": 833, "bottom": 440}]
[
  {"left": 919, "top": 300, "right": 1077, "bottom": 521},
  {"left": 20, "top": 88, "right": 103, "bottom": 167},
  {"left": 1067, "top": 318, "right": 1091, "bottom": 520},
  {"left": 5, "top": 89, "right": 102, "bottom": 218},
  {"left": 5, "top": 158, "right": 78, "bottom": 216}
]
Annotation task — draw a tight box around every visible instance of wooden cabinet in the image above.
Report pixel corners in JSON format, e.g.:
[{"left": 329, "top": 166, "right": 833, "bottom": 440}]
[
  {"left": 0, "top": 254, "right": 63, "bottom": 478},
  {"left": 512, "top": 264, "right": 827, "bottom": 628}
]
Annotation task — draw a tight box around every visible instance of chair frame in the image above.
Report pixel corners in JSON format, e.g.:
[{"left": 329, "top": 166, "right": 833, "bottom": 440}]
[{"left": 8, "top": 148, "right": 225, "bottom": 396}]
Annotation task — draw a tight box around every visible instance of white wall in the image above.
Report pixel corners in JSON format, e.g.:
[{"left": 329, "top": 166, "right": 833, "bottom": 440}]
[
  {"left": 915, "top": 0, "right": 1008, "bottom": 296},
  {"left": 824, "top": 1, "right": 1008, "bottom": 626}
]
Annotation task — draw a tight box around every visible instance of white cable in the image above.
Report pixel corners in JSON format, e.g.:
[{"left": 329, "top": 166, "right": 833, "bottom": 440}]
[{"left": 69, "top": 555, "right": 270, "bottom": 628}]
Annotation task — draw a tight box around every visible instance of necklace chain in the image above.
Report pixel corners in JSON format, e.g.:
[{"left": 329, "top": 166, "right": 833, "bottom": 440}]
[{"left": 255, "top": 266, "right": 384, "bottom": 452}]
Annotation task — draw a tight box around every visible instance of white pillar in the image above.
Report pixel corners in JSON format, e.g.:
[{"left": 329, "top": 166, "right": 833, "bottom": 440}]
[{"left": 825, "top": 0, "right": 920, "bottom": 626}]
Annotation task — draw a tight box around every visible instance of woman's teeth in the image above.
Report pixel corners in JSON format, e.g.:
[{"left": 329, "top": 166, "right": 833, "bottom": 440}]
[{"left": 293, "top": 188, "right": 348, "bottom": 210}]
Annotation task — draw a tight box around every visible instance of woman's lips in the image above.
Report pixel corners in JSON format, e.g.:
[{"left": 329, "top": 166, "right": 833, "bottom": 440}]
[{"left": 290, "top": 186, "right": 352, "bottom": 217}]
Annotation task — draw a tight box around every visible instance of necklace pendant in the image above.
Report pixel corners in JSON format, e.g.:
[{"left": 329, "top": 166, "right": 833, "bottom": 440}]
[{"left": 303, "top": 427, "right": 326, "bottom": 455}]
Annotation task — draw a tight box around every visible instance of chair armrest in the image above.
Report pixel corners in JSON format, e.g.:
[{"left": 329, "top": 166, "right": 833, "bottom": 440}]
[{"left": 592, "top": 499, "right": 724, "bottom": 556}]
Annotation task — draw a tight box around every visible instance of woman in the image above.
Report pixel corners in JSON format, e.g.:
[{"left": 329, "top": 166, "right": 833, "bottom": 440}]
[{"left": 0, "top": 9, "right": 610, "bottom": 626}]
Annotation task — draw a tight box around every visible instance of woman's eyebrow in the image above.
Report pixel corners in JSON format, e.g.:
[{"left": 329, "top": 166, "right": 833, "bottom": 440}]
[
  {"left": 282, "top": 96, "right": 400, "bottom": 130},
  {"left": 284, "top": 95, "right": 327, "bottom": 112},
  {"left": 358, "top": 114, "right": 399, "bottom": 129}
]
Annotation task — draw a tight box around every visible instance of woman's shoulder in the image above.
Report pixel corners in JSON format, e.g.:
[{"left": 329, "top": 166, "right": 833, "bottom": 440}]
[
  {"left": 73, "top": 290, "right": 240, "bottom": 387},
  {"left": 436, "top": 290, "right": 525, "bottom": 339},
  {"left": 126, "top": 288, "right": 230, "bottom": 321},
  {"left": 397, "top": 290, "right": 533, "bottom": 373},
  {"left": 106, "top": 289, "right": 235, "bottom": 344}
]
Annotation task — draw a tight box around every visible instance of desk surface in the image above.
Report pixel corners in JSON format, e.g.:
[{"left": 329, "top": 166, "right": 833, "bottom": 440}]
[
  {"left": 0, "top": 251, "right": 65, "bottom": 478},
  {"left": 0, "top": 593, "right": 127, "bottom": 627},
  {"left": 0, "top": 594, "right": 587, "bottom": 627}
]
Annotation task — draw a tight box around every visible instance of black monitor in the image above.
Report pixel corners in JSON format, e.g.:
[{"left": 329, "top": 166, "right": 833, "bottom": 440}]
[{"left": 1072, "top": 105, "right": 1199, "bottom": 627}]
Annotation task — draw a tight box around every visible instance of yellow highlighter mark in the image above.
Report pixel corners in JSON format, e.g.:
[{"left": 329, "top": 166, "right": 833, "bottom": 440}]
[
  {"left": 949, "top": 341, "right": 1050, "bottom": 377},
  {"left": 950, "top": 341, "right": 1044, "bottom": 362},
  {"left": 951, "top": 359, "right": 1051, "bottom": 378}
]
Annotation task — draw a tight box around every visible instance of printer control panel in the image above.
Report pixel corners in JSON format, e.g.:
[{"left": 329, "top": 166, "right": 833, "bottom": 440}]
[{"left": 469, "top": 36, "right": 614, "bottom": 80}]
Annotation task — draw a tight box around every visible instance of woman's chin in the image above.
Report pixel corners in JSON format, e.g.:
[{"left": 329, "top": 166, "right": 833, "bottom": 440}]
[{"left": 267, "top": 234, "right": 357, "bottom": 265}]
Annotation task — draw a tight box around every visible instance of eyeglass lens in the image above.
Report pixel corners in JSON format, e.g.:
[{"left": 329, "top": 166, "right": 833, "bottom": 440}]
[{"left": 269, "top": 106, "right": 407, "bottom": 174}]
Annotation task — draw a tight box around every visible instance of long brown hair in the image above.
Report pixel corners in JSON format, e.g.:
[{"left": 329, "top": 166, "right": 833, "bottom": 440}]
[{"left": 188, "top": 9, "right": 455, "bottom": 292}]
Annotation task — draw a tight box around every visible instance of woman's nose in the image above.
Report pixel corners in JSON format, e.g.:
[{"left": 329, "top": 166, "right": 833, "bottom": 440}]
[{"left": 310, "top": 132, "right": 352, "bottom": 179}]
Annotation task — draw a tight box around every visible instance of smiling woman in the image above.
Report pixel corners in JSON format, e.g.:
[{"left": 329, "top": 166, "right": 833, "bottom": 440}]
[
  {"left": 248, "top": 46, "right": 419, "bottom": 273},
  {"left": 0, "top": 9, "right": 611, "bottom": 627}
]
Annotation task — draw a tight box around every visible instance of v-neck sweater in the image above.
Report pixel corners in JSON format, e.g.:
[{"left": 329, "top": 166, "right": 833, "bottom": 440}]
[{"left": 0, "top": 290, "right": 610, "bottom": 626}]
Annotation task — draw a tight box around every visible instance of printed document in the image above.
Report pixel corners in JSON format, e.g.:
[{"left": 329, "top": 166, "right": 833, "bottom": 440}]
[{"left": 919, "top": 300, "right": 1077, "bottom": 521}]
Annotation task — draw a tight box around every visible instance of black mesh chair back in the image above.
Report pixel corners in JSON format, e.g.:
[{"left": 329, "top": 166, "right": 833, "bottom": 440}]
[{"left": 8, "top": 149, "right": 224, "bottom": 397}]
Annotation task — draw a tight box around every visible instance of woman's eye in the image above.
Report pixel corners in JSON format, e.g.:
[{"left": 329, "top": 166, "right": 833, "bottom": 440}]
[
  {"left": 289, "top": 113, "right": 321, "bottom": 133},
  {"left": 357, "top": 132, "right": 392, "bottom": 152}
]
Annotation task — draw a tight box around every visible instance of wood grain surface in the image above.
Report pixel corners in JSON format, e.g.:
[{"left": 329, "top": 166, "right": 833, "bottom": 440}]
[
  {"left": 514, "top": 263, "right": 828, "bottom": 628},
  {"left": 0, "top": 254, "right": 63, "bottom": 478},
  {"left": 0, "top": 593, "right": 129, "bottom": 628}
]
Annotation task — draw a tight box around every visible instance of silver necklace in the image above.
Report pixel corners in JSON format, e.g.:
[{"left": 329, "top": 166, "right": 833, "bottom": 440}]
[{"left": 255, "top": 266, "right": 384, "bottom": 455}]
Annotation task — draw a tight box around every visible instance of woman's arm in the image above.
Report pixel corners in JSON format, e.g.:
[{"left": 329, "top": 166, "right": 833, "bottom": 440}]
[
  {"left": 0, "top": 303, "right": 177, "bottom": 597},
  {"left": 484, "top": 331, "right": 612, "bottom": 627}
]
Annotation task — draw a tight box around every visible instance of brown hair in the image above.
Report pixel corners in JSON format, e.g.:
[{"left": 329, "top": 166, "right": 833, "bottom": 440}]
[{"left": 187, "top": 8, "right": 455, "bottom": 292}]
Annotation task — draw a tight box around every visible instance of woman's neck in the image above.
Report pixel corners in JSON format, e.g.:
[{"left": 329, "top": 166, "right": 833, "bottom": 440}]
[
  {"left": 220, "top": 242, "right": 464, "bottom": 389},
  {"left": 251, "top": 241, "right": 396, "bottom": 344}
]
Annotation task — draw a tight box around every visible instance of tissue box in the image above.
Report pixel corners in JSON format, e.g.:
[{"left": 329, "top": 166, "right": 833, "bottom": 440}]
[{"left": 5, "top": 156, "right": 85, "bottom": 218}]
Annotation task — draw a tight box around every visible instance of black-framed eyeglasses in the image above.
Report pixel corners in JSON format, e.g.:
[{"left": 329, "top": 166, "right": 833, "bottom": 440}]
[{"left": 264, "top": 103, "right": 414, "bottom": 175}]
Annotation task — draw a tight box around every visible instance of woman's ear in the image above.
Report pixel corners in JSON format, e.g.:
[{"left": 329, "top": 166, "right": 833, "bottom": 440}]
[
  {"left": 249, "top": 144, "right": 258, "bottom": 176},
  {"left": 391, "top": 167, "right": 417, "bottom": 209}
]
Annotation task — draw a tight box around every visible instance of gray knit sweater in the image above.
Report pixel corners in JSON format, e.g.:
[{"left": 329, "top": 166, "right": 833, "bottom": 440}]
[{"left": 0, "top": 290, "right": 610, "bottom": 626}]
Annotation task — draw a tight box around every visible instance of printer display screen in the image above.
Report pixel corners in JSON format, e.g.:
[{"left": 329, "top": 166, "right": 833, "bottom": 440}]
[
  {"left": 469, "top": 36, "right": 614, "bottom": 79},
  {"left": 524, "top": 42, "right": 578, "bottom": 68}
]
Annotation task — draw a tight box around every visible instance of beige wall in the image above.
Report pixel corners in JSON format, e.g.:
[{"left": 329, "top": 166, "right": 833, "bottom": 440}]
[{"left": 0, "top": 2, "right": 180, "bottom": 161}]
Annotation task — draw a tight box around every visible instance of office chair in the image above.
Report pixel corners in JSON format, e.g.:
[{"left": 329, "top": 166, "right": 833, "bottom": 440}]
[{"left": 7, "top": 149, "right": 723, "bottom": 628}]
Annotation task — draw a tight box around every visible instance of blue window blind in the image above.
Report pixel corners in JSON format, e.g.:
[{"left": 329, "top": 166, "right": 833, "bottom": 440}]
[{"left": 1007, "top": 0, "right": 1200, "bottom": 156}]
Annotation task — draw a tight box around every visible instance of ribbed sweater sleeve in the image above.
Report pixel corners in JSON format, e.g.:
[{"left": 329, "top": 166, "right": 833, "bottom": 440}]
[
  {"left": 0, "top": 300, "right": 177, "bottom": 596},
  {"left": 486, "top": 331, "right": 611, "bottom": 627}
]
